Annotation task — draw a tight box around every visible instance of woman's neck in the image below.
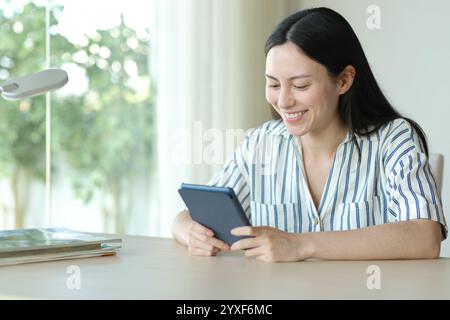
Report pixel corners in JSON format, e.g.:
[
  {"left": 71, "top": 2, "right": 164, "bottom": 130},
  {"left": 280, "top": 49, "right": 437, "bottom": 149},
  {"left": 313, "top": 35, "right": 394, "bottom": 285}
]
[{"left": 300, "top": 119, "right": 348, "bottom": 159}]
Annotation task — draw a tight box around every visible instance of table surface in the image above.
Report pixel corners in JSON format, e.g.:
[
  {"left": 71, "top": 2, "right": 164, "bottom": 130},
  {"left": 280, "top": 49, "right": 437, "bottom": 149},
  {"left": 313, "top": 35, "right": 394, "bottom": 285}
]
[{"left": 1, "top": 235, "right": 449, "bottom": 299}]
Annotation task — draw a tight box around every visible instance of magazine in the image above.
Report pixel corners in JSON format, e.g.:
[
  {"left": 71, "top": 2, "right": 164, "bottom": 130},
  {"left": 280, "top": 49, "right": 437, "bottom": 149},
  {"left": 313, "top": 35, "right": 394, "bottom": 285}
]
[{"left": 0, "top": 228, "right": 122, "bottom": 266}]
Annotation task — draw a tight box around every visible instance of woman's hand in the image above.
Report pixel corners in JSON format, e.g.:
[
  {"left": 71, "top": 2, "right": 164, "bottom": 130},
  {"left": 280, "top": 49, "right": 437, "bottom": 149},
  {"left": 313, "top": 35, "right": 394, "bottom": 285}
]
[
  {"left": 230, "top": 226, "right": 313, "bottom": 262},
  {"left": 184, "top": 221, "right": 230, "bottom": 256}
]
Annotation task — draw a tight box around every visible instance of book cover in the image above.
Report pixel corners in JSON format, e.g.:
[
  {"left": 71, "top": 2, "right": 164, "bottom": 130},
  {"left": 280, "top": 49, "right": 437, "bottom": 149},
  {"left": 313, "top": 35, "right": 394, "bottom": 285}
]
[{"left": 0, "top": 228, "right": 121, "bottom": 253}]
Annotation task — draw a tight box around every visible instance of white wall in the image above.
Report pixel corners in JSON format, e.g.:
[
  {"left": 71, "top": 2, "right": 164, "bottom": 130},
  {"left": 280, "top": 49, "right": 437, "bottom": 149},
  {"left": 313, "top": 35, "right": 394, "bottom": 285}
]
[{"left": 288, "top": 0, "right": 450, "bottom": 256}]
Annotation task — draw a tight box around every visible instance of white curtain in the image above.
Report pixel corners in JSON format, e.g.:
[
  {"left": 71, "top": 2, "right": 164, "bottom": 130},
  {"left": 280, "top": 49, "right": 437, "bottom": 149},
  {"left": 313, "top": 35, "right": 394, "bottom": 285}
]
[{"left": 151, "top": 0, "right": 289, "bottom": 237}]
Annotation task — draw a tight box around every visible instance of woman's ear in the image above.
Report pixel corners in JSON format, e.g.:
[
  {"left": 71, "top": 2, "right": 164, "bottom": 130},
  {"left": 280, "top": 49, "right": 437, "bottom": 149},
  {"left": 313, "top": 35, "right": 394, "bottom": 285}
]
[{"left": 337, "top": 65, "right": 356, "bottom": 95}]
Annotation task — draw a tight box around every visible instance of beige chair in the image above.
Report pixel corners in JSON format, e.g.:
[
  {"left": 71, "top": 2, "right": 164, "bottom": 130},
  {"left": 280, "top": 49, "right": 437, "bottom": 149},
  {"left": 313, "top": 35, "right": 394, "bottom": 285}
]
[{"left": 429, "top": 153, "right": 444, "bottom": 195}]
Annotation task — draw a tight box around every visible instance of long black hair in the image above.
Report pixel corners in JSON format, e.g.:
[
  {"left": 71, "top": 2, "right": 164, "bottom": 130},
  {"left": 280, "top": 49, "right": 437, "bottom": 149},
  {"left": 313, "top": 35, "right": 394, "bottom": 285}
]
[{"left": 265, "top": 7, "right": 428, "bottom": 156}]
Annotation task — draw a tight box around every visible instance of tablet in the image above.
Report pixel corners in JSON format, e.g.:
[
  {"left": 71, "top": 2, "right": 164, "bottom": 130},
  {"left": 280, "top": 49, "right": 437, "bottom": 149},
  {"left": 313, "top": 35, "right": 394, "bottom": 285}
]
[{"left": 178, "top": 183, "right": 251, "bottom": 245}]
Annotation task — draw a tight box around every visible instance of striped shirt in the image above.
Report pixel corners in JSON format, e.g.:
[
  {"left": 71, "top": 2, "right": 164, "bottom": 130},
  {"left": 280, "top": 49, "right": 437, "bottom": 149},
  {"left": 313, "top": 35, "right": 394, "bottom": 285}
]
[{"left": 207, "top": 118, "right": 447, "bottom": 237}]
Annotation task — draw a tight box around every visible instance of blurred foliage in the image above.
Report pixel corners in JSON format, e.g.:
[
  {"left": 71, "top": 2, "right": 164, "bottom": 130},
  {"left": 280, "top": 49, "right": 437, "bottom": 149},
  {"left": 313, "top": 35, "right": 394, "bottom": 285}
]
[
  {"left": 0, "top": 0, "right": 154, "bottom": 229},
  {"left": 0, "top": 2, "right": 47, "bottom": 180}
]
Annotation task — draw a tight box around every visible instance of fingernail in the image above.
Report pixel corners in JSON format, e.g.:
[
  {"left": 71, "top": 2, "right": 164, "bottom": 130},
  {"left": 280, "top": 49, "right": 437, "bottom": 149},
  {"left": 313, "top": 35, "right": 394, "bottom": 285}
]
[
  {"left": 207, "top": 231, "right": 213, "bottom": 236},
  {"left": 230, "top": 229, "right": 236, "bottom": 235}
]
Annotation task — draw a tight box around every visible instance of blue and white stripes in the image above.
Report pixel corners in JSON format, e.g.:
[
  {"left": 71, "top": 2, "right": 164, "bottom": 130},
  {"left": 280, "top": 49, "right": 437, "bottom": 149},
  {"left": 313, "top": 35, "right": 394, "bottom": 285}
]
[{"left": 207, "top": 118, "right": 447, "bottom": 237}]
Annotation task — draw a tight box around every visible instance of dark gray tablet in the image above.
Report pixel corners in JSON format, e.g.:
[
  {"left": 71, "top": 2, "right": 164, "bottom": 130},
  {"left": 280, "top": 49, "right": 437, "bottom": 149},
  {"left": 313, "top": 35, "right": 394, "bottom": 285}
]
[{"left": 178, "top": 183, "right": 251, "bottom": 245}]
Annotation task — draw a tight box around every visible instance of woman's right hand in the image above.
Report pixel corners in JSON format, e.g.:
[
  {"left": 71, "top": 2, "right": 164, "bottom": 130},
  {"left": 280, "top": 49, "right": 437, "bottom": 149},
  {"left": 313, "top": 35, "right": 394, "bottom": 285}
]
[{"left": 184, "top": 221, "right": 230, "bottom": 256}]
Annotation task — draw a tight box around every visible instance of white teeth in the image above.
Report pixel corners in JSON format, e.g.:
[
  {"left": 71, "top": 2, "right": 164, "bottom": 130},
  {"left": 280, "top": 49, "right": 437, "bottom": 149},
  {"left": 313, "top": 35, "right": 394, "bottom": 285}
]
[
  {"left": 284, "top": 111, "right": 307, "bottom": 119},
  {"left": 286, "top": 113, "right": 300, "bottom": 119}
]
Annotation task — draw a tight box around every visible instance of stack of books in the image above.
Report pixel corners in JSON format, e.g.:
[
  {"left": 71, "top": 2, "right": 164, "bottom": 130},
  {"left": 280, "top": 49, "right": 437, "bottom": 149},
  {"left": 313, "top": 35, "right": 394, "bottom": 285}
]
[{"left": 0, "top": 227, "right": 122, "bottom": 266}]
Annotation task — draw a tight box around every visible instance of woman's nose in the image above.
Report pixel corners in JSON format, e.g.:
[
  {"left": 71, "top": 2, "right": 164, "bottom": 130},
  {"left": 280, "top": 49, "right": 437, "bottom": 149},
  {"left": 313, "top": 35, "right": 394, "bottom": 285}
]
[{"left": 277, "top": 88, "right": 295, "bottom": 110}]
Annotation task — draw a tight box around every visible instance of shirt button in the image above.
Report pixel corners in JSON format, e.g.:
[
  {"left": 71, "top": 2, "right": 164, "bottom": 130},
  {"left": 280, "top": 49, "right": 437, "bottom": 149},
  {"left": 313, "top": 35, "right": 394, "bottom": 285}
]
[{"left": 314, "top": 217, "right": 319, "bottom": 225}]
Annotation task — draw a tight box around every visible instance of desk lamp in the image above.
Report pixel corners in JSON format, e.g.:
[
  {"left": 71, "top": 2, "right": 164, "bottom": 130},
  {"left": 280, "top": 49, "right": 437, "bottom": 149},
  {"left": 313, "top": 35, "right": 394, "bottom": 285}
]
[{"left": 0, "top": 69, "right": 68, "bottom": 100}]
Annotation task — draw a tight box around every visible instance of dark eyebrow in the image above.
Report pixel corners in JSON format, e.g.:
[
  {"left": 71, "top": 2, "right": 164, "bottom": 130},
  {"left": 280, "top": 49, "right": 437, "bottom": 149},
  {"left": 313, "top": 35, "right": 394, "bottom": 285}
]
[{"left": 265, "top": 74, "right": 312, "bottom": 81}]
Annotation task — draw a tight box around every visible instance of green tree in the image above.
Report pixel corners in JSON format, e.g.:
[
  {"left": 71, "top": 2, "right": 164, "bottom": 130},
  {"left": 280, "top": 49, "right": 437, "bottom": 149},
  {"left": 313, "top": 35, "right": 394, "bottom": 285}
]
[
  {"left": 51, "top": 12, "right": 154, "bottom": 233},
  {"left": 0, "top": 1, "right": 154, "bottom": 232},
  {"left": 0, "top": 1, "right": 47, "bottom": 228}
]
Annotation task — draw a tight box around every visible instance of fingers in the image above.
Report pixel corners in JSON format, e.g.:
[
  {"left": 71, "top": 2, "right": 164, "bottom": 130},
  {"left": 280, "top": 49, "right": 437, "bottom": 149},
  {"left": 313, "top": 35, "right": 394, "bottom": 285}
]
[
  {"left": 231, "top": 226, "right": 268, "bottom": 237},
  {"left": 230, "top": 237, "right": 260, "bottom": 251},
  {"left": 191, "top": 220, "right": 213, "bottom": 235},
  {"left": 193, "top": 232, "right": 230, "bottom": 251},
  {"left": 243, "top": 246, "right": 265, "bottom": 259},
  {"left": 190, "top": 238, "right": 220, "bottom": 253},
  {"left": 185, "top": 221, "right": 230, "bottom": 256},
  {"left": 190, "top": 221, "right": 230, "bottom": 251},
  {"left": 231, "top": 239, "right": 274, "bottom": 262}
]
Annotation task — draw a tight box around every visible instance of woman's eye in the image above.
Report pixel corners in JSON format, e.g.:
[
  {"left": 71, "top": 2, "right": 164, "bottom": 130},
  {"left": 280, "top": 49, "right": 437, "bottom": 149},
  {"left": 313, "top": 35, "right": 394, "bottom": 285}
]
[
  {"left": 294, "top": 85, "right": 309, "bottom": 90},
  {"left": 267, "top": 84, "right": 279, "bottom": 88}
]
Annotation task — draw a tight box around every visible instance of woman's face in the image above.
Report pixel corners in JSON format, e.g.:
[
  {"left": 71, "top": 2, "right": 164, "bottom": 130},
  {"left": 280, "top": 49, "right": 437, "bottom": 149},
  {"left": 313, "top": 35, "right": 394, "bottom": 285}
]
[{"left": 265, "top": 41, "right": 343, "bottom": 137}]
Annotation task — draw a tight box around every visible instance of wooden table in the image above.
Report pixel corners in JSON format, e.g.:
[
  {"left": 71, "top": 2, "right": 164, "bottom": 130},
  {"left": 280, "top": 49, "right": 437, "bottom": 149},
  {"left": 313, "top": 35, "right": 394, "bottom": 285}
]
[{"left": 1, "top": 235, "right": 449, "bottom": 299}]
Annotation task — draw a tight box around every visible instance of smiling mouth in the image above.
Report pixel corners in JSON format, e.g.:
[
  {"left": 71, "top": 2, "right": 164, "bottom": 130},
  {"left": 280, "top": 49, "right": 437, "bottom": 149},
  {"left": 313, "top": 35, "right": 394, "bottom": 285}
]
[{"left": 282, "top": 110, "right": 308, "bottom": 122}]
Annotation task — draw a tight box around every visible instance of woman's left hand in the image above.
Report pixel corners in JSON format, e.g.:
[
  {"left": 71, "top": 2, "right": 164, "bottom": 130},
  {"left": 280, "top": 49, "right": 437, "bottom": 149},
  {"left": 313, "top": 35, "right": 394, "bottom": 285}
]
[{"left": 230, "top": 226, "right": 313, "bottom": 262}]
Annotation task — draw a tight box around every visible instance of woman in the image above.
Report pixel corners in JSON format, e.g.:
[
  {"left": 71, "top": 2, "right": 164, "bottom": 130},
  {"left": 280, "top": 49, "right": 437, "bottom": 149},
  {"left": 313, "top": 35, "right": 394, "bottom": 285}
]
[{"left": 172, "top": 7, "right": 447, "bottom": 262}]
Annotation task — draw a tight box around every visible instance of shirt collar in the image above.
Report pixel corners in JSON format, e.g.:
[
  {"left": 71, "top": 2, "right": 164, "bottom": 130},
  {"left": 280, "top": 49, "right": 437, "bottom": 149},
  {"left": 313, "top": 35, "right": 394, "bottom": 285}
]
[
  {"left": 342, "top": 130, "right": 353, "bottom": 144},
  {"left": 266, "top": 119, "right": 290, "bottom": 138}
]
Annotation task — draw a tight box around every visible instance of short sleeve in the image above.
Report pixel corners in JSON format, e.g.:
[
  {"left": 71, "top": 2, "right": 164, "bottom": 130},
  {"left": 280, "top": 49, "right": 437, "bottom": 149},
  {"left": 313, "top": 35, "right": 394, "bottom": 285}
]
[
  {"left": 206, "top": 131, "right": 252, "bottom": 219},
  {"left": 383, "top": 120, "right": 447, "bottom": 239}
]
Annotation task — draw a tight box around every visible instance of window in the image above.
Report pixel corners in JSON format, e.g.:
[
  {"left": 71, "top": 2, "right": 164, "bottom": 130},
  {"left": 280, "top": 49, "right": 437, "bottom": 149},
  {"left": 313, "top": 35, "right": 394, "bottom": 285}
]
[
  {"left": 0, "top": 0, "right": 155, "bottom": 235},
  {"left": 0, "top": 0, "right": 46, "bottom": 229}
]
